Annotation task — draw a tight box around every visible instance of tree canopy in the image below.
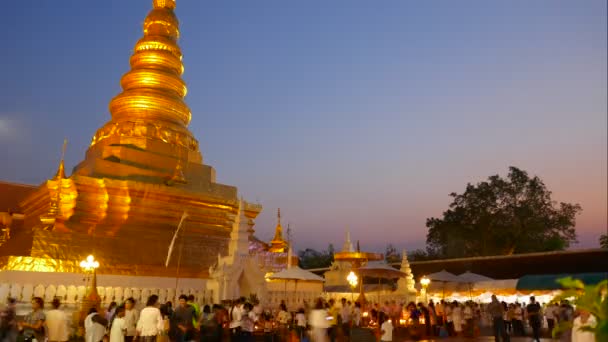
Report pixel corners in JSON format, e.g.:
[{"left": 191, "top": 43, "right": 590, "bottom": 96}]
[
  {"left": 298, "top": 244, "right": 334, "bottom": 269},
  {"left": 425, "top": 167, "right": 581, "bottom": 258}
]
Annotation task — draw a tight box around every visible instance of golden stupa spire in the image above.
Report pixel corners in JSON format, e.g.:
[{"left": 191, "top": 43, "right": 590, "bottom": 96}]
[
  {"left": 88, "top": 0, "right": 201, "bottom": 165},
  {"left": 269, "top": 208, "right": 287, "bottom": 253}
]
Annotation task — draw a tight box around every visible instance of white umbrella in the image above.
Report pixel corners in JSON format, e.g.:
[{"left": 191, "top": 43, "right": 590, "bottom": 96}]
[
  {"left": 456, "top": 272, "right": 493, "bottom": 299},
  {"left": 425, "top": 270, "right": 461, "bottom": 299},
  {"left": 268, "top": 267, "right": 326, "bottom": 282},
  {"left": 426, "top": 270, "right": 461, "bottom": 282},
  {"left": 456, "top": 271, "right": 493, "bottom": 283},
  {"left": 267, "top": 244, "right": 324, "bottom": 307},
  {"left": 357, "top": 261, "right": 406, "bottom": 303}
]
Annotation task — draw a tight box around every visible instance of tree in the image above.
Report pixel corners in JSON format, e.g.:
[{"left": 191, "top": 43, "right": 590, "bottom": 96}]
[
  {"left": 425, "top": 166, "right": 581, "bottom": 258},
  {"left": 385, "top": 244, "right": 401, "bottom": 264},
  {"left": 601, "top": 234, "right": 608, "bottom": 249},
  {"left": 298, "top": 244, "right": 335, "bottom": 269}
]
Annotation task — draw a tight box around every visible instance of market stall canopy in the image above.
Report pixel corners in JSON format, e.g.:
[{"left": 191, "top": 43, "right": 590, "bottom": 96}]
[
  {"left": 472, "top": 279, "right": 518, "bottom": 293},
  {"left": 268, "top": 266, "right": 326, "bottom": 282},
  {"left": 516, "top": 272, "right": 607, "bottom": 291},
  {"left": 457, "top": 271, "right": 493, "bottom": 283}
]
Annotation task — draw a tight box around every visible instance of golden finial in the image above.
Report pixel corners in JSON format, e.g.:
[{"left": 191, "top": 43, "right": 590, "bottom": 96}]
[
  {"left": 153, "top": 0, "right": 176, "bottom": 9},
  {"left": 54, "top": 138, "right": 68, "bottom": 180},
  {"left": 277, "top": 208, "right": 281, "bottom": 223}
]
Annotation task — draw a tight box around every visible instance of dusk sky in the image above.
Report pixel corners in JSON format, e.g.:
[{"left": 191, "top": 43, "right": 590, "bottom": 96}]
[{"left": 1, "top": 1, "right": 606, "bottom": 253}]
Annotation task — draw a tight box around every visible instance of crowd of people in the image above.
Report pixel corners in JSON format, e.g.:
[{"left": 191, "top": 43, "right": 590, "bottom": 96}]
[{"left": 0, "top": 293, "right": 599, "bottom": 342}]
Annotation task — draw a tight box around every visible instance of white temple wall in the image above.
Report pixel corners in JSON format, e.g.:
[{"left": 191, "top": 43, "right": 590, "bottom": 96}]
[{"left": 0, "top": 270, "right": 212, "bottom": 314}]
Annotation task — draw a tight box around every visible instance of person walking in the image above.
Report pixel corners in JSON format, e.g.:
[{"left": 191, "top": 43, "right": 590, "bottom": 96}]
[
  {"left": 379, "top": 313, "right": 394, "bottom": 342},
  {"left": 309, "top": 298, "right": 329, "bottom": 342},
  {"left": 45, "top": 298, "right": 70, "bottom": 342},
  {"left": 174, "top": 294, "right": 197, "bottom": 342},
  {"left": 124, "top": 298, "right": 139, "bottom": 342},
  {"left": 18, "top": 297, "right": 46, "bottom": 342},
  {"left": 0, "top": 298, "right": 18, "bottom": 342},
  {"left": 571, "top": 309, "right": 596, "bottom": 342},
  {"left": 109, "top": 306, "right": 126, "bottom": 342},
  {"left": 526, "top": 296, "right": 542, "bottom": 342},
  {"left": 487, "top": 295, "right": 508, "bottom": 342},
  {"left": 84, "top": 308, "right": 108, "bottom": 342},
  {"left": 137, "top": 295, "right": 164, "bottom": 342}
]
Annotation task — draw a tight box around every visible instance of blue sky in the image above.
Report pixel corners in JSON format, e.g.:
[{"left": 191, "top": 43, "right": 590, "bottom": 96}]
[{"left": 1, "top": 0, "right": 606, "bottom": 252}]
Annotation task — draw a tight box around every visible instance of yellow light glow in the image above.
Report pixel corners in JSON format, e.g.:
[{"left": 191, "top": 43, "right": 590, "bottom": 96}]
[
  {"left": 420, "top": 276, "right": 431, "bottom": 287},
  {"left": 80, "top": 255, "right": 100, "bottom": 271},
  {"left": 347, "top": 271, "right": 358, "bottom": 287}
]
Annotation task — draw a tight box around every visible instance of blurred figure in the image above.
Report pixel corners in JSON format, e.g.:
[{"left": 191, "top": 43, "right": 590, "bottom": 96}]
[
  {"left": 174, "top": 294, "right": 197, "bottom": 342},
  {"left": 352, "top": 302, "right": 362, "bottom": 327},
  {"left": 512, "top": 303, "right": 524, "bottom": 336},
  {"left": 309, "top": 298, "right": 329, "bottom": 342},
  {"left": 0, "top": 298, "right": 18, "bottom": 342},
  {"left": 571, "top": 309, "right": 596, "bottom": 342},
  {"left": 46, "top": 298, "right": 70, "bottom": 342},
  {"left": 526, "top": 296, "right": 542, "bottom": 342},
  {"left": 18, "top": 296, "right": 46, "bottom": 342},
  {"left": 84, "top": 307, "right": 108, "bottom": 342},
  {"left": 124, "top": 298, "right": 139, "bottom": 342},
  {"left": 379, "top": 312, "right": 394, "bottom": 342},
  {"left": 295, "top": 307, "right": 307, "bottom": 341},
  {"left": 109, "top": 306, "right": 126, "bottom": 342},
  {"left": 105, "top": 302, "right": 117, "bottom": 322},
  {"left": 137, "top": 295, "right": 164, "bottom": 342},
  {"left": 487, "top": 295, "right": 507, "bottom": 342}
]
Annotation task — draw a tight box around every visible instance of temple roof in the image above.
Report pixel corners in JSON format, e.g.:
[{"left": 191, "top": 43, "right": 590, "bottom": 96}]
[{"left": 0, "top": 181, "right": 36, "bottom": 213}]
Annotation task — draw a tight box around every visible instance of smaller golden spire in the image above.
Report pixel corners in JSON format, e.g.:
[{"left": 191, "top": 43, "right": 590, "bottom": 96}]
[
  {"left": 269, "top": 208, "right": 287, "bottom": 253},
  {"left": 54, "top": 138, "right": 68, "bottom": 180}
]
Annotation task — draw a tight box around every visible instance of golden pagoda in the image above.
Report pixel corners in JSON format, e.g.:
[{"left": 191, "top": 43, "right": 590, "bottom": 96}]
[
  {"left": 268, "top": 209, "right": 288, "bottom": 253},
  {"left": 0, "top": 0, "right": 262, "bottom": 278}
]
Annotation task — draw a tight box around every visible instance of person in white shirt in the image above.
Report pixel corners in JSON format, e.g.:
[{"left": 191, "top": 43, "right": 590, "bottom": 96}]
[
  {"left": 109, "top": 306, "right": 126, "bottom": 342},
  {"left": 452, "top": 302, "right": 463, "bottom": 335},
  {"left": 571, "top": 310, "right": 596, "bottom": 342},
  {"left": 309, "top": 298, "right": 329, "bottom": 342},
  {"left": 136, "top": 295, "right": 164, "bottom": 342},
  {"left": 123, "top": 298, "right": 139, "bottom": 342},
  {"left": 295, "top": 308, "right": 307, "bottom": 340},
  {"left": 84, "top": 308, "right": 108, "bottom": 342},
  {"left": 45, "top": 298, "right": 70, "bottom": 342},
  {"left": 512, "top": 303, "right": 524, "bottom": 336},
  {"left": 380, "top": 313, "right": 393, "bottom": 342},
  {"left": 339, "top": 298, "right": 351, "bottom": 338},
  {"left": 546, "top": 303, "right": 559, "bottom": 334},
  {"left": 352, "top": 302, "right": 362, "bottom": 327},
  {"left": 229, "top": 298, "right": 244, "bottom": 334}
]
